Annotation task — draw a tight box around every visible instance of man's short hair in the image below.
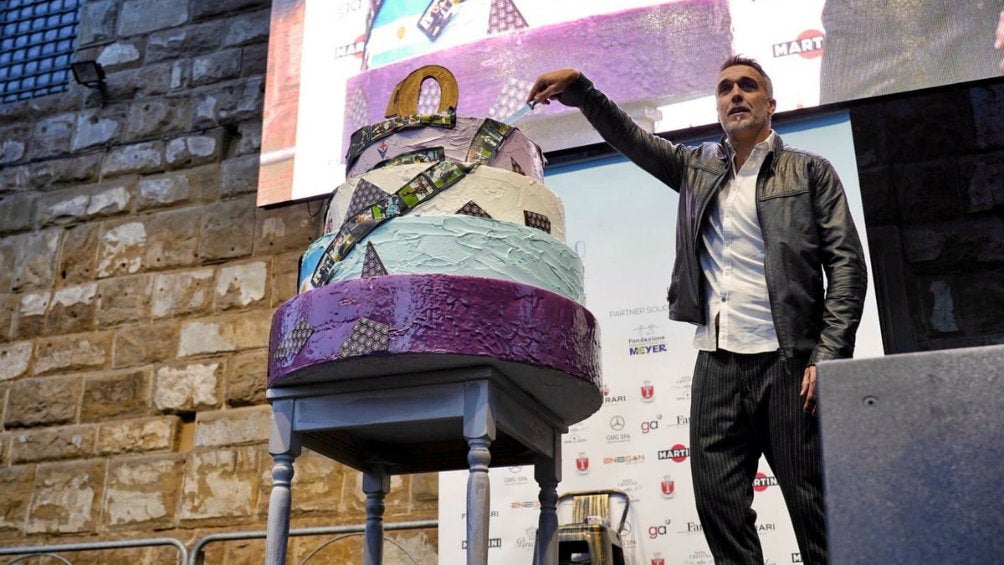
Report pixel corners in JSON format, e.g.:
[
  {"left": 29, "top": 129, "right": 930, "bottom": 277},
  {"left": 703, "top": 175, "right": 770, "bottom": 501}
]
[{"left": 720, "top": 55, "right": 773, "bottom": 98}]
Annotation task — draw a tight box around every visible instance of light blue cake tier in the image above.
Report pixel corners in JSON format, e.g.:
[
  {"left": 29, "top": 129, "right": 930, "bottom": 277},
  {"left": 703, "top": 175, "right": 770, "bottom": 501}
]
[{"left": 299, "top": 214, "right": 585, "bottom": 303}]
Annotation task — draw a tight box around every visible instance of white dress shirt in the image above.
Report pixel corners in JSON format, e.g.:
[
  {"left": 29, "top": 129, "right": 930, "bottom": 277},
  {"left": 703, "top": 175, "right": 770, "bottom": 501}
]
[{"left": 693, "top": 132, "right": 780, "bottom": 353}]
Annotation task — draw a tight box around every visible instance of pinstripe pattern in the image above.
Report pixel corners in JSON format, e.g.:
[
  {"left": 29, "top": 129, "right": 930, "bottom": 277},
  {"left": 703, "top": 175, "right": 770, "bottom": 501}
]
[{"left": 690, "top": 349, "right": 827, "bottom": 565}]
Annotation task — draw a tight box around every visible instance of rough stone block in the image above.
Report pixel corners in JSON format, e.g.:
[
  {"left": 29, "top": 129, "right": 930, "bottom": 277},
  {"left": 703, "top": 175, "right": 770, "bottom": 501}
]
[
  {"left": 154, "top": 362, "right": 221, "bottom": 412},
  {"left": 0, "top": 191, "right": 38, "bottom": 234},
  {"left": 13, "top": 291, "right": 48, "bottom": 339},
  {"left": 119, "top": 0, "right": 189, "bottom": 37},
  {"left": 137, "top": 173, "right": 193, "bottom": 210},
  {"left": 143, "top": 207, "right": 202, "bottom": 270},
  {"left": 97, "top": 221, "right": 147, "bottom": 278},
  {"left": 180, "top": 446, "right": 260, "bottom": 522},
  {"left": 192, "top": 49, "right": 243, "bottom": 87},
  {"left": 0, "top": 341, "right": 32, "bottom": 382},
  {"left": 11, "top": 230, "right": 60, "bottom": 291},
  {"left": 101, "top": 142, "right": 165, "bottom": 177},
  {"left": 11, "top": 424, "right": 97, "bottom": 463},
  {"left": 97, "top": 416, "right": 180, "bottom": 455},
  {"left": 224, "top": 10, "right": 270, "bottom": 47},
  {"left": 78, "top": 0, "right": 117, "bottom": 46},
  {"left": 0, "top": 294, "right": 16, "bottom": 340},
  {"left": 0, "top": 465, "right": 35, "bottom": 534},
  {"left": 194, "top": 406, "right": 269, "bottom": 447},
  {"left": 199, "top": 197, "right": 255, "bottom": 261},
  {"left": 97, "top": 42, "right": 143, "bottom": 70},
  {"left": 47, "top": 282, "right": 98, "bottom": 334},
  {"left": 884, "top": 91, "right": 976, "bottom": 162},
  {"left": 152, "top": 268, "right": 215, "bottom": 319},
  {"left": 224, "top": 349, "right": 267, "bottom": 406},
  {"left": 271, "top": 251, "right": 301, "bottom": 307},
  {"left": 894, "top": 160, "right": 966, "bottom": 226},
  {"left": 215, "top": 261, "right": 267, "bottom": 310},
  {"left": 81, "top": 369, "right": 152, "bottom": 422},
  {"left": 971, "top": 84, "right": 1004, "bottom": 150},
  {"left": 5, "top": 376, "right": 81, "bottom": 428},
  {"left": 58, "top": 222, "right": 101, "bottom": 283},
  {"left": 73, "top": 108, "right": 124, "bottom": 151},
  {"left": 26, "top": 460, "right": 105, "bottom": 534},
  {"left": 29, "top": 113, "right": 75, "bottom": 160},
  {"left": 7, "top": 154, "right": 101, "bottom": 191},
  {"left": 147, "top": 21, "right": 224, "bottom": 63},
  {"left": 178, "top": 310, "right": 271, "bottom": 357},
  {"left": 37, "top": 183, "right": 132, "bottom": 227},
  {"left": 192, "top": 0, "right": 268, "bottom": 21},
  {"left": 966, "top": 154, "right": 1004, "bottom": 212},
  {"left": 104, "top": 454, "right": 185, "bottom": 528},
  {"left": 112, "top": 323, "right": 178, "bottom": 368},
  {"left": 193, "top": 77, "right": 264, "bottom": 128},
  {"left": 34, "top": 332, "right": 112, "bottom": 376},
  {"left": 127, "top": 97, "right": 194, "bottom": 139},
  {"left": 96, "top": 274, "right": 152, "bottom": 326},
  {"left": 234, "top": 119, "right": 262, "bottom": 156},
  {"left": 165, "top": 132, "right": 221, "bottom": 168},
  {"left": 220, "top": 154, "right": 260, "bottom": 196},
  {"left": 255, "top": 450, "right": 346, "bottom": 517},
  {"left": 254, "top": 201, "right": 320, "bottom": 255}
]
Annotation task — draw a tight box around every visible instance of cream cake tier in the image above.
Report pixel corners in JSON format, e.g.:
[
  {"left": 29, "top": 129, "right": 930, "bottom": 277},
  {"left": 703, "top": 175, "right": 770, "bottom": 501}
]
[
  {"left": 299, "top": 214, "right": 584, "bottom": 302},
  {"left": 346, "top": 115, "right": 545, "bottom": 182},
  {"left": 324, "top": 161, "right": 565, "bottom": 240}
]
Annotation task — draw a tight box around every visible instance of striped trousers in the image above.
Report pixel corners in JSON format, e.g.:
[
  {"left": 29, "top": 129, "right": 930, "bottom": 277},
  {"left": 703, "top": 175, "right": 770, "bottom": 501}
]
[{"left": 690, "top": 349, "right": 827, "bottom": 565}]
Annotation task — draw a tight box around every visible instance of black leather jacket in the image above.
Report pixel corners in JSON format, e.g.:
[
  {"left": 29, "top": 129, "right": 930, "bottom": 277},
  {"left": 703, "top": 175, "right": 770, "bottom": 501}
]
[{"left": 560, "top": 74, "right": 868, "bottom": 364}]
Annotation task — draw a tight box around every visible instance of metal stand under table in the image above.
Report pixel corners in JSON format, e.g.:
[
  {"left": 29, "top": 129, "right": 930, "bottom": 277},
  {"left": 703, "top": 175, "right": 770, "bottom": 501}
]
[{"left": 264, "top": 366, "right": 566, "bottom": 565}]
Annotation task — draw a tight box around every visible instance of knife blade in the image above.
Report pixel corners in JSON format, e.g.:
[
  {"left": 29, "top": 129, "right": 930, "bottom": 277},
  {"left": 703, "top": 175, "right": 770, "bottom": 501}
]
[{"left": 503, "top": 102, "right": 535, "bottom": 125}]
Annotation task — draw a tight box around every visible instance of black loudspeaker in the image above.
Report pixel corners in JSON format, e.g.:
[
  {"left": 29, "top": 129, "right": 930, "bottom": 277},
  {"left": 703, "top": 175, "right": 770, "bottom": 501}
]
[{"left": 817, "top": 345, "right": 1004, "bottom": 565}]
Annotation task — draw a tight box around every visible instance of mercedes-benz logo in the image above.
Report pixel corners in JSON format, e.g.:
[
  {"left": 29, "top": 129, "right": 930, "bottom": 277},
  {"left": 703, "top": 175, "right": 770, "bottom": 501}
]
[{"left": 610, "top": 415, "right": 626, "bottom": 430}]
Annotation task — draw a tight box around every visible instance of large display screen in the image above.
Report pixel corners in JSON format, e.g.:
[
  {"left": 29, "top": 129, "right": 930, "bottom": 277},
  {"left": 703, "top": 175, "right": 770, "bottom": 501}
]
[{"left": 258, "top": 0, "right": 1004, "bottom": 206}]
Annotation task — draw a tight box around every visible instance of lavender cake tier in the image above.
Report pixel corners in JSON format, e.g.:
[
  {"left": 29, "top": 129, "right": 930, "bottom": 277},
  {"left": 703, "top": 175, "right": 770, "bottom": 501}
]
[
  {"left": 347, "top": 116, "right": 545, "bottom": 181},
  {"left": 269, "top": 274, "right": 602, "bottom": 424},
  {"left": 325, "top": 162, "right": 565, "bottom": 241},
  {"left": 300, "top": 215, "right": 585, "bottom": 302}
]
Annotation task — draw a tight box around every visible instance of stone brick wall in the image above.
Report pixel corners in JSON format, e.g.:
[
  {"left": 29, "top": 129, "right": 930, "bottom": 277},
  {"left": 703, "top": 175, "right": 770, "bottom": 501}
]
[
  {"left": 0, "top": 1, "right": 438, "bottom": 563},
  {"left": 851, "top": 81, "right": 1004, "bottom": 353}
]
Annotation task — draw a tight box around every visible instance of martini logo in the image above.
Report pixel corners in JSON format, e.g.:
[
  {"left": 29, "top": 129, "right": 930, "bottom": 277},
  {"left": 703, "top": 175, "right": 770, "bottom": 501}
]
[
  {"left": 461, "top": 538, "right": 501, "bottom": 549},
  {"left": 575, "top": 452, "right": 589, "bottom": 474},
  {"left": 753, "top": 471, "right": 778, "bottom": 492},
  {"left": 773, "top": 29, "right": 824, "bottom": 59},
  {"left": 658, "top": 443, "right": 690, "bottom": 462},
  {"left": 660, "top": 475, "right": 676, "bottom": 498},
  {"left": 641, "top": 380, "right": 655, "bottom": 401}
]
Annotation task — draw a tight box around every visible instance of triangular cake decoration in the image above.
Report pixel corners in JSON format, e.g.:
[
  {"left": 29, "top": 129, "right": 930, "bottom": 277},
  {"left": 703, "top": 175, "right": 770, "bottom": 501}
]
[
  {"left": 361, "top": 242, "right": 388, "bottom": 277},
  {"left": 345, "top": 178, "right": 389, "bottom": 219},
  {"left": 457, "top": 201, "right": 493, "bottom": 219},
  {"left": 273, "top": 317, "right": 314, "bottom": 361},
  {"left": 488, "top": 0, "right": 529, "bottom": 34},
  {"left": 524, "top": 210, "right": 552, "bottom": 234},
  {"left": 338, "top": 318, "right": 390, "bottom": 358}
]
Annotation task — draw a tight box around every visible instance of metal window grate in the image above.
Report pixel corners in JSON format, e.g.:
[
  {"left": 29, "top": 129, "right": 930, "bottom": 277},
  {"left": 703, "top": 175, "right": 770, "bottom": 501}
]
[{"left": 0, "top": 0, "right": 80, "bottom": 104}]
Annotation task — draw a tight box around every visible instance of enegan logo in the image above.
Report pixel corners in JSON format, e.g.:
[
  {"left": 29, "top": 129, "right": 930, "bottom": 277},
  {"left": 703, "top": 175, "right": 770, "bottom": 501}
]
[
  {"left": 773, "top": 29, "right": 824, "bottom": 59},
  {"left": 658, "top": 443, "right": 690, "bottom": 462}
]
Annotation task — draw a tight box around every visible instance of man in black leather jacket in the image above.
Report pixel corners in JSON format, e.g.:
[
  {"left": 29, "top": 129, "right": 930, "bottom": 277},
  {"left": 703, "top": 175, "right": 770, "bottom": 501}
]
[{"left": 528, "top": 57, "right": 867, "bottom": 564}]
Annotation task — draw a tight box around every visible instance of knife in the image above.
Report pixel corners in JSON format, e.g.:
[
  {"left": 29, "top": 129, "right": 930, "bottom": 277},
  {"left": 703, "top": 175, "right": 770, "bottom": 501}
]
[{"left": 503, "top": 101, "right": 536, "bottom": 125}]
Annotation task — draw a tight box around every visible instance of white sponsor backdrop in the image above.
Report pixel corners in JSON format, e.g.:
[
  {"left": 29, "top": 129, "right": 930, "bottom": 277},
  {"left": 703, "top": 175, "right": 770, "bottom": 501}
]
[{"left": 438, "top": 112, "right": 884, "bottom": 565}]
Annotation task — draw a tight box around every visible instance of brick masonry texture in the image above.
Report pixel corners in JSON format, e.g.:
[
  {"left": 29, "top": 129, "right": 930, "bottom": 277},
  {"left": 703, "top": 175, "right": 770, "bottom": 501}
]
[{"left": 0, "top": 0, "right": 438, "bottom": 561}]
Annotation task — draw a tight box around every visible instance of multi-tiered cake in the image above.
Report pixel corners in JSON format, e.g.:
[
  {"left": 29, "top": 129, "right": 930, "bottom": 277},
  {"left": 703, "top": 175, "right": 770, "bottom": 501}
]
[{"left": 268, "top": 66, "right": 600, "bottom": 423}]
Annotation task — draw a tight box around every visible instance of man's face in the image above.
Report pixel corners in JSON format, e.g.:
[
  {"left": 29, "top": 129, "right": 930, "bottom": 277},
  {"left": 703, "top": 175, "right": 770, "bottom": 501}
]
[{"left": 716, "top": 64, "right": 776, "bottom": 143}]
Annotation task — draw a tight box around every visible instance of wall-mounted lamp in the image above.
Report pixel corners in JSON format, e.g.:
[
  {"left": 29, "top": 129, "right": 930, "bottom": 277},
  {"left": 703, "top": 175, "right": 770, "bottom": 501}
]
[{"left": 71, "top": 60, "right": 107, "bottom": 103}]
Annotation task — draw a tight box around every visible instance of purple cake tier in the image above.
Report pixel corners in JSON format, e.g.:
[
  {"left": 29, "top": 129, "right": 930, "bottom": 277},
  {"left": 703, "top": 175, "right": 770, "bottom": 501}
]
[{"left": 268, "top": 274, "right": 602, "bottom": 424}]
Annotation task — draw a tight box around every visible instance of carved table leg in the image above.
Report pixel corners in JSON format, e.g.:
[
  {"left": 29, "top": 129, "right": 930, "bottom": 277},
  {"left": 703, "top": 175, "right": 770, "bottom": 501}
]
[
  {"left": 363, "top": 466, "right": 390, "bottom": 565},
  {"left": 533, "top": 437, "right": 561, "bottom": 565},
  {"left": 466, "top": 436, "right": 492, "bottom": 565},
  {"left": 265, "top": 399, "right": 301, "bottom": 565}
]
